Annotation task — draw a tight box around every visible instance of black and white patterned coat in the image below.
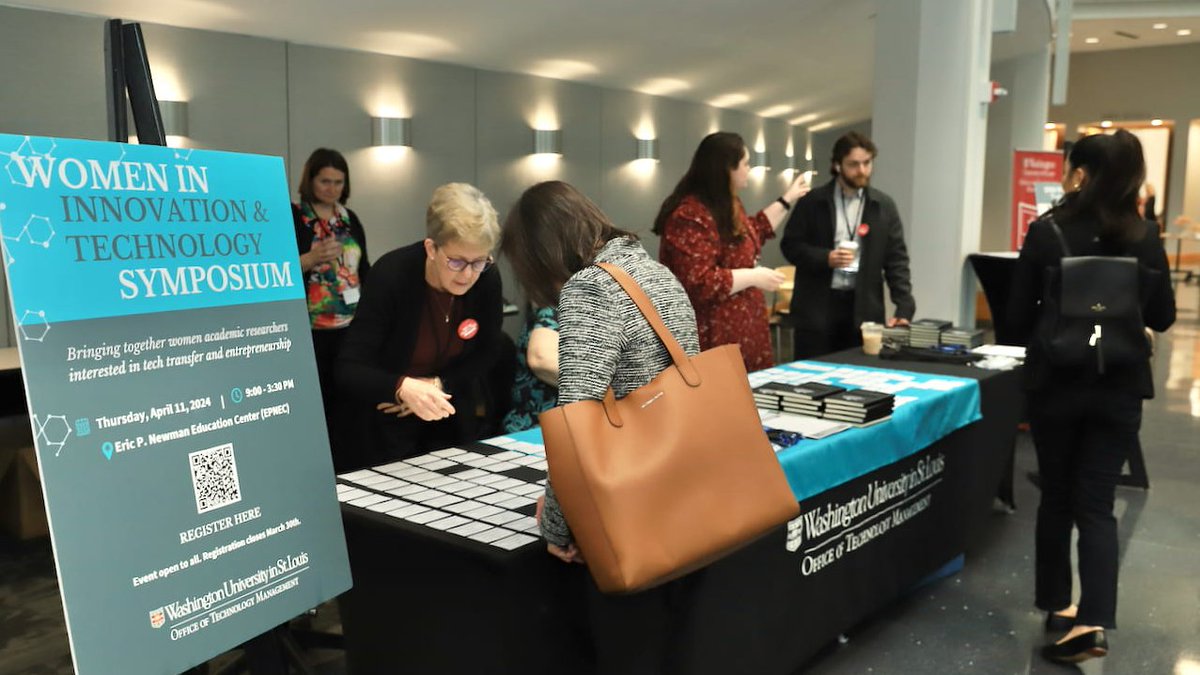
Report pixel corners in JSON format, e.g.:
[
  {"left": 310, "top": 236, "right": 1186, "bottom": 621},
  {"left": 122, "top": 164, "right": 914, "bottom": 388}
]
[{"left": 540, "top": 237, "right": 699, "bottom": 546}]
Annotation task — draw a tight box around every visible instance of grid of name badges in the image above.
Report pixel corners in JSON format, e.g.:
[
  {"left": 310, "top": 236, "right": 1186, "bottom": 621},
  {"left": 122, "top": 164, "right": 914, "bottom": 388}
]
[
  {"left": 748, "top": 361, "right": 969, "bottom": 409},
  {"left": 336, "top": 438, "right": 548, "bottom": 551}
]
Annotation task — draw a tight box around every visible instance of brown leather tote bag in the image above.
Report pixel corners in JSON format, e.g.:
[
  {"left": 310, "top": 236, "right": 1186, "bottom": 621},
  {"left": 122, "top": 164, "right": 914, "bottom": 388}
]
[{"left": 539, "top": 262, "right": 799, "bottom": 593}]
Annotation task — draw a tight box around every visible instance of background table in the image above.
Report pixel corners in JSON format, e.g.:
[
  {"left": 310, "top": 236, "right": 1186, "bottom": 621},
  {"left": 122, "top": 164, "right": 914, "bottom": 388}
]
[{"left": 337, "top": 352, "right": 1022, "bottom": 674}]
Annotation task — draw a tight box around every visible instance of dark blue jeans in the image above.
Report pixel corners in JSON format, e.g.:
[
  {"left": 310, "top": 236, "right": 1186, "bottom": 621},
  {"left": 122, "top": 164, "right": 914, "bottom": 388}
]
[{"left": 1029, "top": 385, "right": 1142, "bottom": 629}]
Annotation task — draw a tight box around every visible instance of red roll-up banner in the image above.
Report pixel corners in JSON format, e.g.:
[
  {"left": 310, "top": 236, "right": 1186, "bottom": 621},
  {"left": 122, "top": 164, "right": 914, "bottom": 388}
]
[{"left": 1011, "top": 149, "right": 1064, "bottom": 250}]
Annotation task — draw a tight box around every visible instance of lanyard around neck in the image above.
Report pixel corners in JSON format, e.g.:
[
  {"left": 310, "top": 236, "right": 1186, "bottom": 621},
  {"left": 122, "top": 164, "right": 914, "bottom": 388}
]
[{"left": 838, "top": 187, "right": 865, "bottom": 241}]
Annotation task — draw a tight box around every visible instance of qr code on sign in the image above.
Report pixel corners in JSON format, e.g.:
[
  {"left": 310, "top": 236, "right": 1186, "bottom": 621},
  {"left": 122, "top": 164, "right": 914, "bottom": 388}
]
[{"left": 189, "top": 443, "right": 242, "bottom": 514}]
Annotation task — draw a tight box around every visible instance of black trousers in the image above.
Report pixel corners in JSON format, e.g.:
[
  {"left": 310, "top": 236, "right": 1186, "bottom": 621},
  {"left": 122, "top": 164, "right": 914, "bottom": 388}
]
[
  {"left": 793, "top": 289, "right": 861, "bottom": 360},
  {"left": 1029, "top": 385, "right": 1142, "bottom": 629},
  {"left": 584, "top": 569, "right": 706, "bottom": 675},
  {"left": 311, "top": 328, "right": 355, "bottom": 472}
]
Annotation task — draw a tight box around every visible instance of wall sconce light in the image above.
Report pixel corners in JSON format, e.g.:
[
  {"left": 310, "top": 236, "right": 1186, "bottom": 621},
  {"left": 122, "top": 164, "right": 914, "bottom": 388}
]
[
  {"left": 751, "top": 149, "right": 770, "bottom": 169},
  {"left": 783, "top": 154, "right": 798, "bottom": 173},
  {"left": 372, "top": 116, "right": 412, "bottom": 147},
  {"left": 533, "top": 129, "right": 563, "bottom": 155},
  {"left": 159, "top": 100, "right": 188, "bottom": 138},
  {"left": 635, "top": 138, "right": 659, "bottom": 161}
]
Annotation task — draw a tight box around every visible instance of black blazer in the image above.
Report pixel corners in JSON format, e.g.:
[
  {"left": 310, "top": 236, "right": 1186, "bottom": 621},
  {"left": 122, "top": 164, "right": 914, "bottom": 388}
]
[
  {"left": 336, "top": 241, "right": 503, "bottom": 450},
  {"left": 1007, "top": 217, "right": 1175, "bottom": 397},
  {"left": 780, "top": 179, "right": 915, "bottom": 352}
]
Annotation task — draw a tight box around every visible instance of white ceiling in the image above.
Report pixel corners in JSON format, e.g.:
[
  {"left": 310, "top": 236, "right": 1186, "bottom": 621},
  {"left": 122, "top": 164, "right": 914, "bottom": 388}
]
[
  {"left": 5, "top": 0, "right": 1194, "bottom": 128},
  {"left": 1072, "top": 0, "right": 1200, "bottom": 49}
]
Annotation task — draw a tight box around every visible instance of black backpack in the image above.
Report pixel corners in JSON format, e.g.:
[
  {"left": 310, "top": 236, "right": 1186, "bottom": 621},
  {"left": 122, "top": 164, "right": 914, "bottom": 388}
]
[{"left": 1035, "top": 219, "right": 1151, "bottom": 374}]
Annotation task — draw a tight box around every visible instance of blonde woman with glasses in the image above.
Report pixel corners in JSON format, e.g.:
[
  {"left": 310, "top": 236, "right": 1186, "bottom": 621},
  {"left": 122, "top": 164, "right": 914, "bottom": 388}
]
[{"left": 338, "top": 183, "right": 504, "bottom": 464}]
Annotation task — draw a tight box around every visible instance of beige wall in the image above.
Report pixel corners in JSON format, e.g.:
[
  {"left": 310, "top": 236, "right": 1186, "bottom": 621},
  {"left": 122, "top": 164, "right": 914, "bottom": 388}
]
[
  {"left": 1049, "top": 42, "right": 1200, "bottom": 228},
  {"left": 0, "top": 5, "right": 806, "bottom": 345}
]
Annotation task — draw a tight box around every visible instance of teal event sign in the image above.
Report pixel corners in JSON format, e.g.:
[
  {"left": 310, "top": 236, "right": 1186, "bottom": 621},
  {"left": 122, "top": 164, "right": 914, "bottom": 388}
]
[{"left": 0, "top": 134, "right": 352, "bottom": 674}]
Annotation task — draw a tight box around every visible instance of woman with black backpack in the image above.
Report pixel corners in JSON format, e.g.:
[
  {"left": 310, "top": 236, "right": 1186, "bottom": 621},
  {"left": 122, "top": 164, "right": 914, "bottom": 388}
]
[{"left": 1008, "top": 129, "right": 1176, "bottom": 664}]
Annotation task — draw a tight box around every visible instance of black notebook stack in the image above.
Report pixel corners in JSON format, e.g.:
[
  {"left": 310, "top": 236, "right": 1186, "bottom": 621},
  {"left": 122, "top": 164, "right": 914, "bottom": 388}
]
[
  {"left": 778, "top": 382, "right": 846, "bottom": 416},
  {"left": 753, "top": 382, "right": 846, "bottom": 416},
  {"left": 882, "top": 325, "right": 911, "bottom": 346},
  {"left": 909, "top": 319, "right": 953, "bottom": 348},
  {"left": 941, "top": 327, "right": 985, "bottom": 349},
  {"left": 822, "top": 389, "right": 895, "bottom": 425},
  {"left": 752, "top": 383, "right": 787, "bottom": 411}
]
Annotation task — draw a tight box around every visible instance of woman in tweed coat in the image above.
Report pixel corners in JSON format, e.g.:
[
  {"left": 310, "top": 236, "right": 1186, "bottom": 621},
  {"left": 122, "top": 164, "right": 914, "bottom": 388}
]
[{"left": 501, "top": 180, "right": 700, "bottom": 674}]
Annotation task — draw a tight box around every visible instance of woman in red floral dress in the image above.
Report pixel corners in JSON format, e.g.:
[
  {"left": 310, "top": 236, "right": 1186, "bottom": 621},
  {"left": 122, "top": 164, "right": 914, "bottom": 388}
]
[{"left": 654, "top": 132, "right": 809, "bottom": 371}]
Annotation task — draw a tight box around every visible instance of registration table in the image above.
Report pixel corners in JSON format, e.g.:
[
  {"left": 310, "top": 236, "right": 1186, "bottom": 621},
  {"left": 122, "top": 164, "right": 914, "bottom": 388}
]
[{"left": 336, "top": 351, "right": 1022, "bottom": 674}]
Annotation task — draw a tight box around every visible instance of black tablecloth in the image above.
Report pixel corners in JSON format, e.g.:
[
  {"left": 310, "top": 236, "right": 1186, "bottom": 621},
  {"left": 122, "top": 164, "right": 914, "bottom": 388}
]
[
  {"left": 339, "top": 352, "right": 1023, "bottom": 674},
  {"left": 967, "top": 253, "right": 1018, "bottom": 345}
]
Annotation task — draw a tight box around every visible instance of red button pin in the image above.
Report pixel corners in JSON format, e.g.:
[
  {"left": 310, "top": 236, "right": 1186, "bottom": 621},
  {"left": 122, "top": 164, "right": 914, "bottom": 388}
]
[
  {"left": 457, "top": 318, "right": 479, "bottom": 340},
  {"left": 857, "top": 223, "right": 870, "bottom": 237}
]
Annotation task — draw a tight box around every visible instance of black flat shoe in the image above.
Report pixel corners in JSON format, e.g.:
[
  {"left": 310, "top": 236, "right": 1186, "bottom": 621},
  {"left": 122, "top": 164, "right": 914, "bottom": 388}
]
[
  {"left": 1041, "top": 629, "right": 1108, "bottom": 664},
  {"left": 1045, "top": 612, "right": 1075, "bottom": 632}
]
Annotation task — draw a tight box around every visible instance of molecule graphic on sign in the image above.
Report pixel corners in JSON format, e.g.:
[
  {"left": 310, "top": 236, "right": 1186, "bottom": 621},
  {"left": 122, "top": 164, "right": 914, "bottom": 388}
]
[
  {"left": 4, "top": 137, "right": 57, "bottom": 187},
  {"left": 17, "top": 309, "right": 50, "bottom": 342},
  {"left": 0, "top": 203, "right": 11, "bottom": 267},
  {"left": 33, "top": 413, "right": 72, "bottom": 458},
  {"left": 1, "top": 213, "right": 55, "bottom": 250}
]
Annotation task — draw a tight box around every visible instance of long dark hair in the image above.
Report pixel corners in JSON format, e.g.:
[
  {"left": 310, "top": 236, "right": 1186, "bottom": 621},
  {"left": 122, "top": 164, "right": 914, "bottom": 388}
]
[
  {"left": 652, "top": 131, "right": 747, "bottom": 239},
  {"left": 297, "top": 148, "right": 351, "bottom": 204},
  {"left": 1051, "top": 130, "right": 1145, "bottom": 244},
  {"left": 501, "top": 181, "right": 636, "bottom": 308}
]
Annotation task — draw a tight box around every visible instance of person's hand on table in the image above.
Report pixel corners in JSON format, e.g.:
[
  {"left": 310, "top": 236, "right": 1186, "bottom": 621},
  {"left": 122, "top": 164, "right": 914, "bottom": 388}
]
[
  {"left": 887, "top": 317, "right": 910, "bottom": 328},
  {"left": 395, "top": 377, "right": 455, "bottom": 421}
]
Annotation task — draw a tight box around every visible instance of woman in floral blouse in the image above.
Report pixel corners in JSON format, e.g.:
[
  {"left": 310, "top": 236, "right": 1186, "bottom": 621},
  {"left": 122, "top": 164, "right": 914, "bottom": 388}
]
[
  {"left": 653, "top": 132, "right": 808, "bottom": 371},
  {"left": 292, "top": 148, "right": 370, "bottom": 470}
]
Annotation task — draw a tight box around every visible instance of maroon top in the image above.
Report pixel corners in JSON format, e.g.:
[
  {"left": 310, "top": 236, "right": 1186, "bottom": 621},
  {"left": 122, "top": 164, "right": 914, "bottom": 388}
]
[
  {"left": 406, "top": 286, "right": 466, "bottom": 378},
  {"left": 659, "top": 195, "right": 775, "bottom": 372}
]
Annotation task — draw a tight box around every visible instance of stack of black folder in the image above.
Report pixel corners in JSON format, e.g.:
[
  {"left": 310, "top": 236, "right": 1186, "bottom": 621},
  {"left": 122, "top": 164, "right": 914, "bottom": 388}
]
[
  {"left": 753, "top": 382, "right": 846, "bottom": 416},
  {"left": 822, "top": 389, "right": 894, "bottom": 425},
  {"left": 941, "top": 327, "right": 985, "bottom": 349},
  {"left": 909, "top": 318, "right": 952, "bottom": 348}
]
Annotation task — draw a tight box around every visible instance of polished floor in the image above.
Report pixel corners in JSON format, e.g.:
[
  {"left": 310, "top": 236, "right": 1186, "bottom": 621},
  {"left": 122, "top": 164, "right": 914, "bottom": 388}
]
[{"left": 2, "top": 282, "right": 1197, "bottom": 675}]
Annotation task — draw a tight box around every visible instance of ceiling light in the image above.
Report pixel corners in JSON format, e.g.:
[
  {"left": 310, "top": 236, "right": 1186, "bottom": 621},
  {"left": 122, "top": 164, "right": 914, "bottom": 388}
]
[
  {"left": 759, "top": 104, "right": 794, "bottom": 118},
  {"left": 709, "top": 93, "right": 749, "bottom": 108},
  {"left": 1152, "top": 23, "right": 1168, "bottom": 30},
  {"left": 1151, "top": 119, "right": 1164, "bottom": 126},
  {"left": 1177, "top": 29, "right": 1193, "bottom": 36},
  {"left": 1085, "top": 37, "right": 1100, "bottom": 44},
  {"left": 371, "top": 116, "right": 411, "bottom": 147},
  {"left": 533, "top": 128, "right": 562, "bottom": 155},
  {"left": 1100, "top": 120, "right": 1113, "bottom": 128}
]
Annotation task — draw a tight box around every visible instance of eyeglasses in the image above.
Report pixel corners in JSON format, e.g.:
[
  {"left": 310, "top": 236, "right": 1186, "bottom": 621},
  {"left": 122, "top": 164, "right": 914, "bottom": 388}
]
[{"left": 440, "top": 250, "right": 494, "bottom": 273}]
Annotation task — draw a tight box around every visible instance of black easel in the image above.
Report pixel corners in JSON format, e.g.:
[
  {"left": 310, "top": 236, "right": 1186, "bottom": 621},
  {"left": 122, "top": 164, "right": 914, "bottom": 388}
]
[{"left": 103, "top": 19, "right": 342, "bottom": 675}]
